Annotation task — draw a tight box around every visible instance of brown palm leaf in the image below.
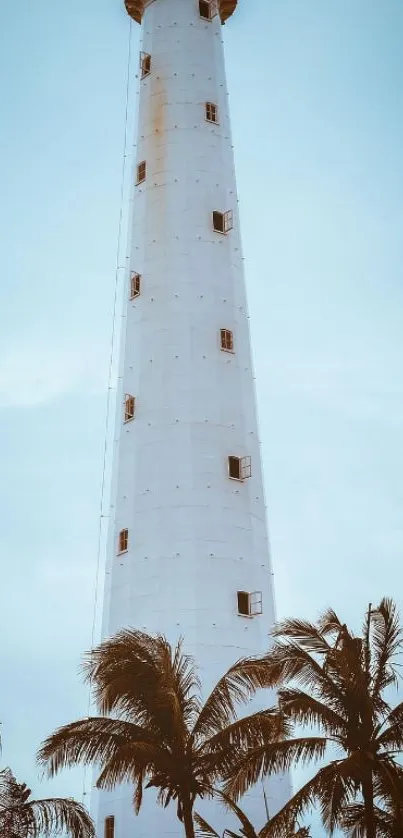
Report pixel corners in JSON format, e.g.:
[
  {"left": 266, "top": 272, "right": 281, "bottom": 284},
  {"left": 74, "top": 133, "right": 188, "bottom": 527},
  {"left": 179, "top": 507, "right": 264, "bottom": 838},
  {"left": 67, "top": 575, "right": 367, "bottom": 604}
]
[{"left": 0, "top": 767, "right": 94, "bottom": 838}]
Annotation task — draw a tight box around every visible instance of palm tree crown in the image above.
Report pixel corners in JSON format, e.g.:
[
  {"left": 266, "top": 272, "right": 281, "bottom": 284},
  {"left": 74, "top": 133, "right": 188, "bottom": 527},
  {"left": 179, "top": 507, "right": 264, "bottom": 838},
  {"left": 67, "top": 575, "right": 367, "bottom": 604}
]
[
  {"left": 224, "top": 598, "right": 403, "bottom": 838},
  {"left": 0, "top": 767, "right": 94, "bottom": 838},
  {"left": 38, "top": 630, "right": 283, "bottom": 838}
]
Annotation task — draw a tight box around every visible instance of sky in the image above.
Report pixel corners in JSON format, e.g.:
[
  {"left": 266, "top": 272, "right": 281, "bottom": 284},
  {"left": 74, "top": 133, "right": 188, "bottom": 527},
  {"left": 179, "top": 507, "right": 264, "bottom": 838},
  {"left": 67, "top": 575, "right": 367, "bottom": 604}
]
[{"left": 1, "top": 0, "right": 403, "bottom": 825}]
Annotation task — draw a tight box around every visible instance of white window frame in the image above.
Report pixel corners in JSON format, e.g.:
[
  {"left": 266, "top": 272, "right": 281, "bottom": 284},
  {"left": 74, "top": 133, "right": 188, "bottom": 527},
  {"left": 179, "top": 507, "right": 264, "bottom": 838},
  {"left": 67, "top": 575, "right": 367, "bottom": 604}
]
[
  {"left": 250, "top": 590, "right": 263, "bottom": 615},
  {"left": 136, "top": 161, "right": 146, "bottom": 184},
  {"left": 130, "top": 272, "right": 141, "bottom": 299},
  {"left": 140, "top": 51, "right": 151, "bottom": 79},
  {"left": 205, "top": 101, "right": 219, "bottom": 124},
  {"left": 220, "top": 328, "right": 234, "bottom": 352},
  {"left": 223, "top": 209, "right": 233, "bottom": 232},
  {"left": 124, "top": 394, "right": 135, "bottom": 423},
  {"left": 240, "top": 455, "right": 251, "bottom": 480}
]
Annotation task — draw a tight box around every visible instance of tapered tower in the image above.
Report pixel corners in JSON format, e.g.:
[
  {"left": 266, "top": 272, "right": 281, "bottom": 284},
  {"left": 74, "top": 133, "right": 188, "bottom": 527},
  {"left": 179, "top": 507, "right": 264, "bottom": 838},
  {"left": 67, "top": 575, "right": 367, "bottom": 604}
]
[{"left": 96, "top": 1, "right": 289, "bottom": 836}]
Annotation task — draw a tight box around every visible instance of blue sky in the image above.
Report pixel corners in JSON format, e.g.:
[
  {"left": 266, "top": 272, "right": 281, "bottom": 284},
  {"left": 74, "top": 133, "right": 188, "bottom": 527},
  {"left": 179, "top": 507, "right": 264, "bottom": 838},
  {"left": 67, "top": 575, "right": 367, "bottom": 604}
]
[{"left": 0, "top": 0, "right": 403, "bottom": 823}]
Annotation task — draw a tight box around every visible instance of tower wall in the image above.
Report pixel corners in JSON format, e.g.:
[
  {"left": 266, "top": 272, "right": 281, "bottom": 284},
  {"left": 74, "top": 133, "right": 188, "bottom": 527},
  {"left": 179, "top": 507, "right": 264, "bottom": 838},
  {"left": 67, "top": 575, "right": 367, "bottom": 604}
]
[{"left": 95, "top": 1, "right": 290, "bottom": 834}]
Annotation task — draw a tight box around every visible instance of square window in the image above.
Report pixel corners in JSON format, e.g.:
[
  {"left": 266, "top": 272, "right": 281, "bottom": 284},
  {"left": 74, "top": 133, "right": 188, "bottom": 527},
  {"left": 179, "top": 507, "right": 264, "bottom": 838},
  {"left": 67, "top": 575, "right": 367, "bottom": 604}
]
[
  {"left": 136, "top": 161, "right": 146, "bottom": 184},
  {"left": 118, "top": 529, "right": 128, "bottom": 554},
  {"left": 213, "top": 210, "right": 233, "bottom": 234},
  {"left": 124, "top": 394, "right": 135, "bottom": 422},
  {"left": 237, "top": 591, "right": 262, "bottom": 617},
  {"left": 199, "top": 0, "right": 216, "bottom": 20},
  {"left": 140, "top": 52, "right": 151, "bottom": 79},
  {"left": 104, "top": 817, "right": 115, "bottom": 838},
  {"left": 130, "top": 272, "right": 141, "bottom": 299},
  {"left": 205, "top": 102, "right": 219, "bottom": 123},
  {"left": 228, "top": 455, "right": 251, "bottom": 481},
  {"left": 220, "top": 329, "right": 234, "bottom": 352}
]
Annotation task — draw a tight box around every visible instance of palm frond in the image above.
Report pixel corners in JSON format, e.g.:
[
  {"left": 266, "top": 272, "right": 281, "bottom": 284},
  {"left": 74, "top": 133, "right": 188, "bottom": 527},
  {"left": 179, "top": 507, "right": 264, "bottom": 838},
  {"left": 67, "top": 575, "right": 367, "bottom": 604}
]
[
  {"left": 370, "top": 598, "right": 402, "bottom": 696},
  {"left": 195, "top": 790, "right": 259, "bottom": 838},
  {"left": 194, "top": 812, "right": 223, "bottom": 838},
  {"left": 211, "top": 788, "right": 258, "bottom": 838},
  {"left": 151, "top": 635, "right": 197, "bottom": 747},
  {"left": 82, "top": 630, "right": 165, "bottom": 718},
  {"left": 317, "top": 608, "right": 344, "bottom": 637},
  {"left": 341, "top": 803, "right": 399, "bottom": 838},
  {"left": 132, "top": 769, "right": 145, "bottom": 815},
  {"left": 317, "top": 759, "right": 357, "bottom": 834},
  {"left": 250, "top": 642, "right": 346, "bottom": 717},
  {"left": 192, "top": 656, "right": 275, "bottom": 740},
  {"left": 207, "top": 708, "right": 287, "bottom": 757},
  {"left": 95, "top": 740, "right": 174, "bottom": 791},
  {"left": 0, "top": 797, "right": 94, "bottom": 838},
  {"left": 0, "top": 767, "right": 17, "bottom": 804},
  {"left": 271, "top": 617, "right": 332, "bottom": 654},
  {"left": 259, "top": 760, "right": 348, "bottom": 838},
  {"left": 278, "top": 688, "right": 346, "bottom": 735},
  {"left": 363, "top": 602, "right": 372, "bottom": 690},
  {"left": 83, "top": 630, "right": 199, "bottom": 745},
  {"left": 172, "top": 637, "right": 202, "bottom": 730},
  {"left": 376, "top": 700, "right": 403, "bottom": 751},
  {"left": 223, "top": 738, "right": 328, "bottom": 801},
  {"left": 372, "top": 756, "right": 403, "bottom": 813},
  {"left": 37, "top": 717, "right": 148, "bottom": 777}
]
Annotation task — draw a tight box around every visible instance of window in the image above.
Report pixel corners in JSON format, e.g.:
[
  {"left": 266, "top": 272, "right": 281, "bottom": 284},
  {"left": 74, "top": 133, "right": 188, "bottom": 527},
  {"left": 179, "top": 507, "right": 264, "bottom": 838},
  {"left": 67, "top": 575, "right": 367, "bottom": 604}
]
[
  {"left": 118, "top": 529, "right": 128, "bottom": 554},
  {"left": 140, "top": 51, "right": 151, "bottom": 79},
  {"left": 130, "top": 272, "right": 141, "bottom": 299},
  {"left": 220, "top": 329, "right": 234, "bottom": 352},
  {"left": 228, "top": 455, "right": 251, "bottom": 481},
  {"left": 124, "top": 394, "right": 135, "bottom": 422},
  {"left": 136, "top": 161, "right": 146, "bottom": 184},
  {"left": 213, "top": 210, "right": 233, "bottom": 234},
  {"left": 205, "top": 102, "right": 218, "bottom": 123},
  {"left": 104, "top": 817, "right": 115, "bottom": 838},
  {"left": 199, "top": 0, "right": 217, "bottom": 20},
  {"left": 237, "top": 591, "right": 263, "bottom": 617}
]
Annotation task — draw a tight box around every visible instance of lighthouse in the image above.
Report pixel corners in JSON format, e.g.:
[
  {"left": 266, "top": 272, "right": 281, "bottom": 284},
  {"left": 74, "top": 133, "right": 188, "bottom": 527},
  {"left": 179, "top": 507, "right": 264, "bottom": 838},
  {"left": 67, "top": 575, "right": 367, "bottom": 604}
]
[{"left": 96, "top": 0, "right": 289, "bottom": 835}]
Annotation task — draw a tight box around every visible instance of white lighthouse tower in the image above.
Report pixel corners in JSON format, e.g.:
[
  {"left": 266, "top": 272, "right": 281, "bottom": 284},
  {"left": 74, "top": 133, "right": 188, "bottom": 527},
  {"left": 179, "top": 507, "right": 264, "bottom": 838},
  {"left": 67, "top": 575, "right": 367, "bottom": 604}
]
[{"left": 96, "top": 0, "right": 289, "bottom": 835}]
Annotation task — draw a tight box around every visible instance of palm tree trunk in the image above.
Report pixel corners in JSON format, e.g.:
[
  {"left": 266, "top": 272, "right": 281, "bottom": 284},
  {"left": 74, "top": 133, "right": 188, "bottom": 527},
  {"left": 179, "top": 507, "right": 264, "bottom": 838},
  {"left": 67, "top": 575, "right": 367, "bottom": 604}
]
[
  {"left": 181, "top": 796, "right": 196, "bottom": 838},
  {"left": 362, "top": 772, "right": 376, "bottom": 838}
]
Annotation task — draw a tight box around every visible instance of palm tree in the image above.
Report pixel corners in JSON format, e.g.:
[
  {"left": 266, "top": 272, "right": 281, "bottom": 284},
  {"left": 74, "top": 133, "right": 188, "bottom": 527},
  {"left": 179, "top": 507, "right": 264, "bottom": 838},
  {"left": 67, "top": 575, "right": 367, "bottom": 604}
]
[
  {"left": 223, "top": 598, "right": 403, "bottom": 838},
  {"left": 38, "top": 630, "right": 284, "bottom": 838},
  {"left": 0, "top": 767, "right": 94, "bottom": 837}
]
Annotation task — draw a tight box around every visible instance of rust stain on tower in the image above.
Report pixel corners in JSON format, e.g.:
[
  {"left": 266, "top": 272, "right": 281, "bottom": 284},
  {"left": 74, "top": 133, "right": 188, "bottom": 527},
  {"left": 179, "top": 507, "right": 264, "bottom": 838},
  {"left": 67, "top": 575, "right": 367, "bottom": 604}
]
[{"left": 150, "top": 76, "right": 168, "bottom": 238}]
